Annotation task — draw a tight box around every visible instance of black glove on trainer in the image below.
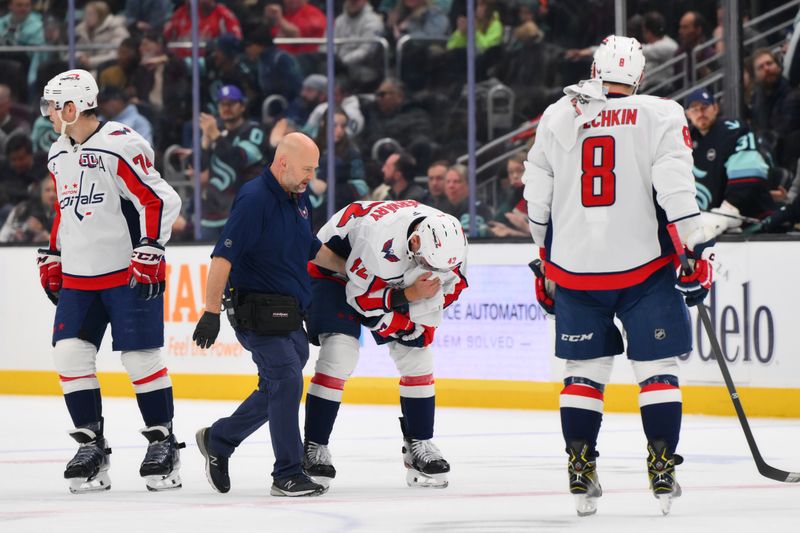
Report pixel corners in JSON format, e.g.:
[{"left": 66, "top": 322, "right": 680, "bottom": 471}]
[{"left": 193, "top": 312, "right": 220, "bottom": 349}]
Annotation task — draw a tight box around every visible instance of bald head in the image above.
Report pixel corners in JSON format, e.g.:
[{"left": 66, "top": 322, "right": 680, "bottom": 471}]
[{"left": 271, "top": 132, "right": 320, "bottom": 194}]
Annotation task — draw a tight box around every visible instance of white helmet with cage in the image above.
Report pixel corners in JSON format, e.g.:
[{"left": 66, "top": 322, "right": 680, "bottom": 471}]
[
  {"left": 591, "top": 35, "right": 646, "bottom": 91},
  {"left": 408, "top": 213, "right": 467, "bottom": 272},
  {"left": 40, "top": 69, "right": 99, "bottom": 135}
]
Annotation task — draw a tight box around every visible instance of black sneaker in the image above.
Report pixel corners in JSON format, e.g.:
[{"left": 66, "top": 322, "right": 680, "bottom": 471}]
[
  {"left": 566, "top": 440, "right": 602, "bottom": 517},
  {"left": 270, "top": 472, "right": 327, "bottom": 497},
  {"left": 195, "top": 427, "right": 230, "bottom": 493},
  {"left": 647, "top": 439, "right": 683, "bottom": 515}
]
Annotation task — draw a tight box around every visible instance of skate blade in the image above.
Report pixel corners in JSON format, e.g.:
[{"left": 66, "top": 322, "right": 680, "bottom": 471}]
[
  {"left": 144, "top": 468, "right": 182, "bottom": 492},
  {"left": 68, "top": 471, "right": 111, "bottom": 494},
  {"left": 269, "top": 485, "right": 328, "bottom": 497},
  {"left": 574, "top": 494, "right": 598, "bottom": 517},
  {"left": 405, "top": 469, "right": 449, "bottom": 488},
  {"left": 657, "top": 494, "right": 674, "bottom": 515}
]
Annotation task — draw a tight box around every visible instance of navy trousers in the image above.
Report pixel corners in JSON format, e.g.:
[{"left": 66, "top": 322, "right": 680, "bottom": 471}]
[{"left": 208, "top": 328, "right": 309, "bottom": 480}]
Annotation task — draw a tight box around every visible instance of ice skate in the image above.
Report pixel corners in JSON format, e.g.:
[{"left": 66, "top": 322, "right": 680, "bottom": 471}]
[
  {"left": 196, "top": 427, "right": 230, "bottom": 493},
  {"left": 270, "top": 472, "right": 328, "bottom": 497},
  {"left": 64, "top": 422, "right": 112, "bottom": 494},
  {"left": 398, "top": 417, "right": 449, "bottom": 488},
  {"left": 647, "top": 439, "right": 683, "bottom": 516},
  {"left": 567, "top": 440, "right": 602, "bottom": 517},
  {"left": 303, "top": 440, "right": 336, "bottom": 488},
  {"left": 139, "top": 425, "right": 186, "bottom": 491}
]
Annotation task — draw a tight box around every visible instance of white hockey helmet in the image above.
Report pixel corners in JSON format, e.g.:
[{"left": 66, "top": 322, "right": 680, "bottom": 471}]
[
  {"left": 409, "top": 213, "right": 467, "bottom": 272},
  {"left": 40, "top": 69, "right": 99, "bottom": 117},
  {"left": 591, "top": 35, "right": 646, "bottom": 91}
]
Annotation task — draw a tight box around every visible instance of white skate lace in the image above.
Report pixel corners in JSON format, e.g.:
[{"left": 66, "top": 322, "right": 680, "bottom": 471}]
[
  {"left": 306, "top": 442, "right": 332, "bottom": 466},
  {"left": 410, "top": 439, "right": 443, "bottom": 464}
]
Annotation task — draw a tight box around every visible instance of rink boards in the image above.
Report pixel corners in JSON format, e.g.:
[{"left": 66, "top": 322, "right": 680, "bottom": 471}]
[{"left": 1, "top": 239, "right": 798, "bottom": 417}]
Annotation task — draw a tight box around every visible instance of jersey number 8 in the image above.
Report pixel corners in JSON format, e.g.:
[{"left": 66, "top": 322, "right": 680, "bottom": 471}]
[{"left": 581, "top": 136, "right": 616, "bottom": 207}]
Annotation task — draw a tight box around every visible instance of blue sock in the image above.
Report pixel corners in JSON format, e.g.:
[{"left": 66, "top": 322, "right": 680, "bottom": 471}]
[
  {"left": 135, "top": 387, "right": 174, "bottom": 428},
  {"left": 400, "top": 396, "right": 435, "bottom": 440},
  {"left": 64, "top": 388, "right": 102, "bottom": 428},
  {"left": 304, "top": 393, "right": 341, "bottom": 445}
]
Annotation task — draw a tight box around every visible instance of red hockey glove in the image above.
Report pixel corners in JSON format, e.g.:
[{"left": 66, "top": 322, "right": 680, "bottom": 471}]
[
  {"left": 128, "top": 239, "right": 166, "bottom": 300},
  {"left": 529, "top": 259, "right": 555, "bottom": 318},
  {"left": 37, "top": 248, "right": 62, "bottom": 305},
  {"left": 675, "top": 237, "right": 715, "bottom": 307},
  {"left": 399, "top": 324, "right": 436, "bottom": 347}
]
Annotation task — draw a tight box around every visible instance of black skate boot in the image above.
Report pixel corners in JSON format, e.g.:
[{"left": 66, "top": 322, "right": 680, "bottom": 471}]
[
  {"left": 139, "top": 425, "right": 186, "bottom": 491},
  {"left": 195, "top": 427, "right": 230, "bottom": 493},
  {"left": 399, "top": 417, "right": 450, "bottom": 488},
  {"left": 64, "top": 420, "right": 112, "bottom": 494},
  {"left": 303, "top": 440, "right": 336, "bottom": 488},
  {"left": 566, "top": 440, "right": 602, "bottom": 517},
  {"left": 647, "top": 439, "right": 683, "bottom": 516},
  {"left": 270, "top": 472, "right": 327, "bottom": 497}
]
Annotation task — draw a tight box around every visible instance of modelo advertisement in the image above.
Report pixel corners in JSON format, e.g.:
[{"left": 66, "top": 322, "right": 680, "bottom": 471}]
[{"left": 0, "top": 242, "right": 796, "bottom": 388}]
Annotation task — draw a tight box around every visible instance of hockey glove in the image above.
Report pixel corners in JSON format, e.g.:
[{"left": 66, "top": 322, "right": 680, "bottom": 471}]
[
  {"left": 37, "top": 248, "right": 62, "bottom": 305},
  {"left": 399, "top": 324, "right": 436, "bottom": 348},
  {"left": 675, "top": 233, "right": 716, "bottom": 307},
  {"left": 193, "top": 311, "right": 220, "bottom": 349},
  {"left": 529, "top": 259, "right": 555, "bottom": 318},
  {"left": 128, "top": 238, "right": 166, "bottom": 300}
]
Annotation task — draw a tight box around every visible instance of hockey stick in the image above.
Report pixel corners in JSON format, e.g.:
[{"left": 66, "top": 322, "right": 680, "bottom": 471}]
[
  {"left": 666, "top": 223, "right": 800, "bottom": 483},
  {"left": 705, "top": 210, "right": 762, "bottom": 225}
]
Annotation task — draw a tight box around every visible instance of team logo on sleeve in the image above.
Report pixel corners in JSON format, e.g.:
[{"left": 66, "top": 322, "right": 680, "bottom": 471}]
[
  {"left": 109, "top": 127, "right": 131, "bottom": 136},
  {"left": 381, "top": 239, "right": 400, "bottom": 262}
]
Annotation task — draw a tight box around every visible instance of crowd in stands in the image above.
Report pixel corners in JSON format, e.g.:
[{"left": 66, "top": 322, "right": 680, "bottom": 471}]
[{"left": 1, "top": 0, "right": 800, "bottom": 244}]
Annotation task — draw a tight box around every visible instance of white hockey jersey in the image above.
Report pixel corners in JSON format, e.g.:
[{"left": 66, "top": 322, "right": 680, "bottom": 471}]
[
  {"left": 47, "top": 121, "right": 181, "bottom": 290},
  {"left": 523, "top": 85, "right": 702, "bottom": 290},
  {"left": 315, "top": 200, "right": 468, "bottom": 327}
]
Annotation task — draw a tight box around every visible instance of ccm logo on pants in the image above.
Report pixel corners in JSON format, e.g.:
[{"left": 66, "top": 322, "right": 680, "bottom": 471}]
[{"left": 561, "top": 333, "right": 594, "bottom": 342}]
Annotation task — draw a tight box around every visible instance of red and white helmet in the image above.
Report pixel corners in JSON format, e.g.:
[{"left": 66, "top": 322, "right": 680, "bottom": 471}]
[
  {"left": 591, "top": 35, "right": 646, "bottom": 91},
  {"left": 409, "top": 213, "right": 467, "bottom": 272},
  {"left": 40, "top": 69, "right": 99, "bottom": 117}
]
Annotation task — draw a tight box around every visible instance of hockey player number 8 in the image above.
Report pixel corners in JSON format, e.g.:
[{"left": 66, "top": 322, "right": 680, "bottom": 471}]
[{"left": 580, "top": 136, "right": 616, "bottom": 207}]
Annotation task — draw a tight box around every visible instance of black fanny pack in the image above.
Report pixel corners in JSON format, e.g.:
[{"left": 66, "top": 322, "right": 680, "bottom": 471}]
[{"left": 233, "top": 291, "right": 303, "bottom": 336}]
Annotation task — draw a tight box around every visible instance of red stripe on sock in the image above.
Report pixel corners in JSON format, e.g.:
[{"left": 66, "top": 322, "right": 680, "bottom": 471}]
[
  {"left": 310, "top": 373, "right": 346, "bottom": 390},
  {"left": 132, "top": 367, "right": 168, "bottom": 385},
  {"left": 399, "top": 374, "right": 435, "bottom": 386},
  {"left": 561, "top": 384, "right": 604, "bottom": 400},
  {"left": 59, "top": 373, "right": 96, "bottom": 382},
  {"left": 640, "top": 383, "right": 679, "bottom": 393}
]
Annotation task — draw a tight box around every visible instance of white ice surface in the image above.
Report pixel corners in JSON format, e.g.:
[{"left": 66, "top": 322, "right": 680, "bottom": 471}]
[{"left": 1, "top": 396, "right": 798, "bottom": 532}]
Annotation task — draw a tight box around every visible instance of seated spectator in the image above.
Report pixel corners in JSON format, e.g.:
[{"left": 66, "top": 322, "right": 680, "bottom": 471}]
[
  {"left": 124, "top": 0, "right": 173, "bottom": 34},
  {"left": 446, "top": 0, "right": 502, "bottom": 53},
  {"left": 441, "top": 164, "right": 492, "bottom": 236},
  {"left": 198, "top": 84, "right": 268, "bottom": 240},
  {"left": 30, "top": 115, "right": 59, "bottom": 154},
  {"left": 382, "top": 151, "right": 429, "bottom": 202},
  {"left": 675, "top": 11, "right": 715, "bottom": 84},
  {"left": 0, "top": 0, "right": 45, "bottom": 93},
  {"left": 0, "top": 173, "right": 53, "bottom": 243},
  {"left": 130, "top": 29, "right": 190, "bottom": 149},
  {"left": 76, "top": 1, "right": 130, "bottom": 72},
  {"left": 360, "top": 78, "right": 434, "bottom": 154},
  {"left": 163, "top": 0, "right": 242, "bottom": 58},
  {"left": 750, "top": 48, "right": 800, "bottom": 168},
  {"left": 0, "top": 84, "right": 30, "bottom": 155},
  {"left": 388, "top": 0, "right": 449, "bottom": 41},
  {"left": 488, "top": 152, "right": 529, "bottom": 238},
  {"left": 310, "top": 108, "right": 368, "bottom": 230},
  {"left": 685, "top": 89, "right": 775, "bottom": 236},
  {"left": 0, "top": 174, "right": 55, "bottom": 244},
  {"left": 264, "top": 0, "right": 326, "bottom": 55},
  {"left": 203, "top": 34, "right": 249, "bottom": 112},
  {"left": 97, "top": 37, "right": 141, "bottom": 89},
  {"left": 242, "top": 24, "right": 303, "bottom": 104},
  {"left": 425, "top": 159, "right": 448, "bottom": 209},
  {"left": 303, "top": 76, "right": 364, "bottom": 139},
  {"left": 98, "top": 87, "right": 154, "bottom": 145},
  {"left": 286, "top": 74, "right": 328, "bottom": 130},
  {"left": 639, "top": 11, "right": 678, "bottom": 94},
  {"left": 333, "top": 0, "right": 385, "bottom": 88},
  {"left": 0, "top": 135, "right": 44, "bottom": 223}
]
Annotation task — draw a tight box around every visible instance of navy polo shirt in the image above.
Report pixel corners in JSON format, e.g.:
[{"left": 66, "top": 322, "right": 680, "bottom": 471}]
[{"left": 212, "top": 167, "right": 322, "bottom": 312}]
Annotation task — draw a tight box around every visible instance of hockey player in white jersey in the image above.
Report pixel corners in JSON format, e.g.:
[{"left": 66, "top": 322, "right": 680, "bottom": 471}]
[
  {"left": 303, "top": 201, "right": 468, "bottom": 489},
  {"left": 36, "top": 69, "right": 183, "bottom": 493},
  {"left": 523, "top": 37, "right": 716, "bottom": 516}
]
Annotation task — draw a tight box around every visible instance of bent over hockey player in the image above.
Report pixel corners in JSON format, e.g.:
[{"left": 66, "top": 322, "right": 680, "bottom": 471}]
[
  {"left": 37, "top": 69, "right": 183, "bottom": 493},
  {"left": 523, "top": 37, "right": 715, "bottom": 516},
  {"left": 303, "top": 201, "right": 468, "bottom": 489}
]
